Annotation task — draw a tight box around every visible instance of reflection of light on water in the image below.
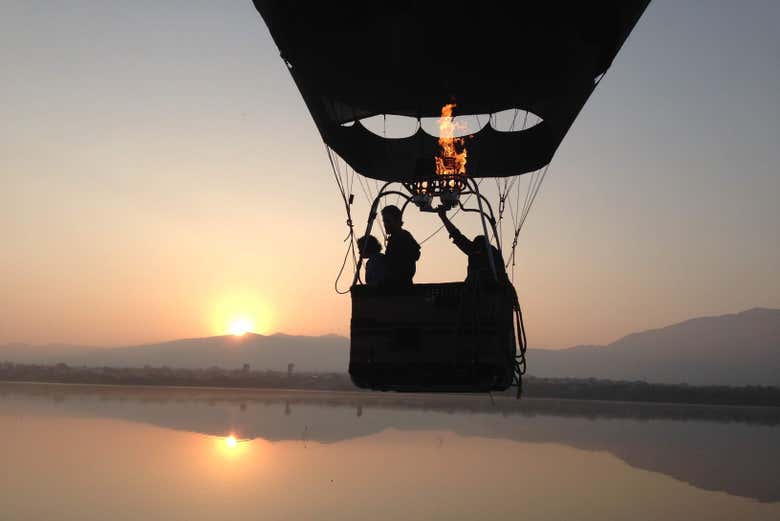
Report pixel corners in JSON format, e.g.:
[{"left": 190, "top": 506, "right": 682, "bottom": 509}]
[
  {"left": 225, "top": 434, "right": 238, "bottom": 448},
  {"left": 215, "top": 433, "right": 251, "bottom": 459},
  {"left": 208, "top": 434, "right": 264, "bottom": 482}
]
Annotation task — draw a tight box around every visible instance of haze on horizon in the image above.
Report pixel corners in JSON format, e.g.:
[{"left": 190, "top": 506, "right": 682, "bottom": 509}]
[{"left": 2, "top": 1, "right": 779, "bottom": 348}]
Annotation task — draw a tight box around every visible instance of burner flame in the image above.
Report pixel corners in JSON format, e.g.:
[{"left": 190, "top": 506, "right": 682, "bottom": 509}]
[{"left": 435, "top": 103, "right": 468, "bottom": 176}]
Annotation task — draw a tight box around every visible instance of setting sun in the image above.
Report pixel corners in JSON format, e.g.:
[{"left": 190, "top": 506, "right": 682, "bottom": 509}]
[
  {"left": 225, "top": 434, "right": 238, "bottom": 448},
  {"left": 211, "top": 293, "right": 273, "bottom": 336},
  {"left": 228, "top": 318, "right": 253, "bottom": 336}
]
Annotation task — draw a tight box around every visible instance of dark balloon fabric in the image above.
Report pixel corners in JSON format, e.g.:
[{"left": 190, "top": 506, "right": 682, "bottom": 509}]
[{"left": 253, "top": 1, "right": 650, "bottom": 181}]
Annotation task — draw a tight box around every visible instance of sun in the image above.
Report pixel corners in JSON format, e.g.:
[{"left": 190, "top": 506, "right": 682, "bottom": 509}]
[
  {"left": 212, "top": 292, "right": 272, "bottom": 336},
  {"left": 225, "top": 434, "right": 238, "bottom": 448},
  {"left": 228, "top": 318, "right": 253, "bottom": 336}
]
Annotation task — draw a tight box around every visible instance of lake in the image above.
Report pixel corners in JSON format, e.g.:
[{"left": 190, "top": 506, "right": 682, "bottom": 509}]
[{"left": 1, "top": 382, "right": 779, "bottom": 521}]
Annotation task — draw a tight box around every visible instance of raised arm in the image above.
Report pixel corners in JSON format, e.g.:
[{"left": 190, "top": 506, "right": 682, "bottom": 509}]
[
  {"left": 437, "top": 208, "right": 472, "bottom": 255},
  {"left": 437, "top": 208, "right": 458, "bottom": 235}
]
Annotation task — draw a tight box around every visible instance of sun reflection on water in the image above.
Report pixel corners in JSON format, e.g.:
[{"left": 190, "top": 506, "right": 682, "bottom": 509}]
[{"left": 215, "top": 433, "right": 251, "bottom": 459}]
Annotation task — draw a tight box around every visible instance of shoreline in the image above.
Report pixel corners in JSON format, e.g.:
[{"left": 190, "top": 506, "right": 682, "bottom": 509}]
[{"left": 3, "top": 380, "right": 780, "bottom": 426}]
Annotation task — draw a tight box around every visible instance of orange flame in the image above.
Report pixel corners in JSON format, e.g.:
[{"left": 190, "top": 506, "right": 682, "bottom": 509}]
[{"left": 435, "top": 103, "right": 467, "bottom": 176}]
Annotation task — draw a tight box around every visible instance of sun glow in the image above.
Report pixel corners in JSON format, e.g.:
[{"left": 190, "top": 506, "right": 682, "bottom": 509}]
[
  {"left": 215, "top": 433, "right": 252, "bottom": 459},
  {"left": 211, "top": 292, "right": 273, "bottom": 336},
  {"left": 228, "top": 318, "right": 253, "bottom": 336}
]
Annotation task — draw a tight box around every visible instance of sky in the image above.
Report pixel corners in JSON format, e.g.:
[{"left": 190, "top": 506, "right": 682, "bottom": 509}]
[{"left": 1, "top": 0, "right": 778, "bottom": 348}]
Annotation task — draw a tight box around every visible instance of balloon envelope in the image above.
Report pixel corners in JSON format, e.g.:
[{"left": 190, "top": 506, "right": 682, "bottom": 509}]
[{"left": 253, "top": 1, "right": 651, "bottom": 181}]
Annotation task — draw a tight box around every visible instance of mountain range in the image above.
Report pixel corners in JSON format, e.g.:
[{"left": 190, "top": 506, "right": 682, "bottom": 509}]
[
  {"left": 2, "top": 308, "right": 778, "bottom": 386},
  {"left": 531, "top": 307, "right": 780, "bottom": 385}
]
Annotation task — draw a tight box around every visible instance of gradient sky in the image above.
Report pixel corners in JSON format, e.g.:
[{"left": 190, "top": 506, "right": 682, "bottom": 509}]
[{"left": 2, "top": 0, "right": 779, "bottom": 348}]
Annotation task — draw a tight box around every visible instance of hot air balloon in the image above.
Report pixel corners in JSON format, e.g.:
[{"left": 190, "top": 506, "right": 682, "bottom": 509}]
[{"left": 252, "top": 1, "right": 651, "bottom": 394}]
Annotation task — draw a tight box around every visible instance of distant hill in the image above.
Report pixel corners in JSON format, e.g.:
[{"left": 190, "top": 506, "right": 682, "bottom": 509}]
[
  {"left": 529, "top": 308, "right": 780, "bottom": 386},
  {"left": 0, "top": 334, "right": 349, "bottom": 373},
  {"left": 2, "top": 308, "right": 778, "bottom": 385}
]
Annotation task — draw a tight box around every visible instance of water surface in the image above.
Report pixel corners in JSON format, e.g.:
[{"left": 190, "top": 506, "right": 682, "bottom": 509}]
[{"left": 1, "top": 383, "right": 778, "bottom": 521}]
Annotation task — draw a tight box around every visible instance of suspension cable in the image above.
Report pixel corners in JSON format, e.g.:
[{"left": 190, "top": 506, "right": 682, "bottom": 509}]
[{"left": 326, "top": 146, "right": 359, "bottom": 294}]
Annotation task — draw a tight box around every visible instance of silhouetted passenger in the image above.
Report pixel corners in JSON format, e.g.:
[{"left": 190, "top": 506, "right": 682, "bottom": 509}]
[
  {"left": 381, "top": 205, "right": 420, "bottom": 286},
  {"left": 356, "top": 235, "right": 386, "bottom": 287},
  {"left": 437, "top": 208, "right": 508, "bottom": 286}
]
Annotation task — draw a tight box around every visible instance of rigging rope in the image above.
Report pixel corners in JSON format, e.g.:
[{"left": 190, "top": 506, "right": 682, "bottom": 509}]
[
  {"left": 511, "top": 283, "right": 528, "bottom": 398},
  {"left": 506, "top": 163, "right": 550, "bottom": 270},
  {"left": 354, "top": 167, "right": 386, "bottom": 241},
  {"left": 326, "top": 146, "right": 359, "bottom": 294}
]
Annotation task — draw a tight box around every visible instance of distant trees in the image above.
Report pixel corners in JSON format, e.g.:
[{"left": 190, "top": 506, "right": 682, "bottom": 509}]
[
  {"left": 0, "top": 362, "right": 778, "bottom": 407},
  {"left": 518, "top": 377, "right": 780, "bottom": 407},
  {"left": 0, "top": 362, "right": 354, "bottom": 391}
]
